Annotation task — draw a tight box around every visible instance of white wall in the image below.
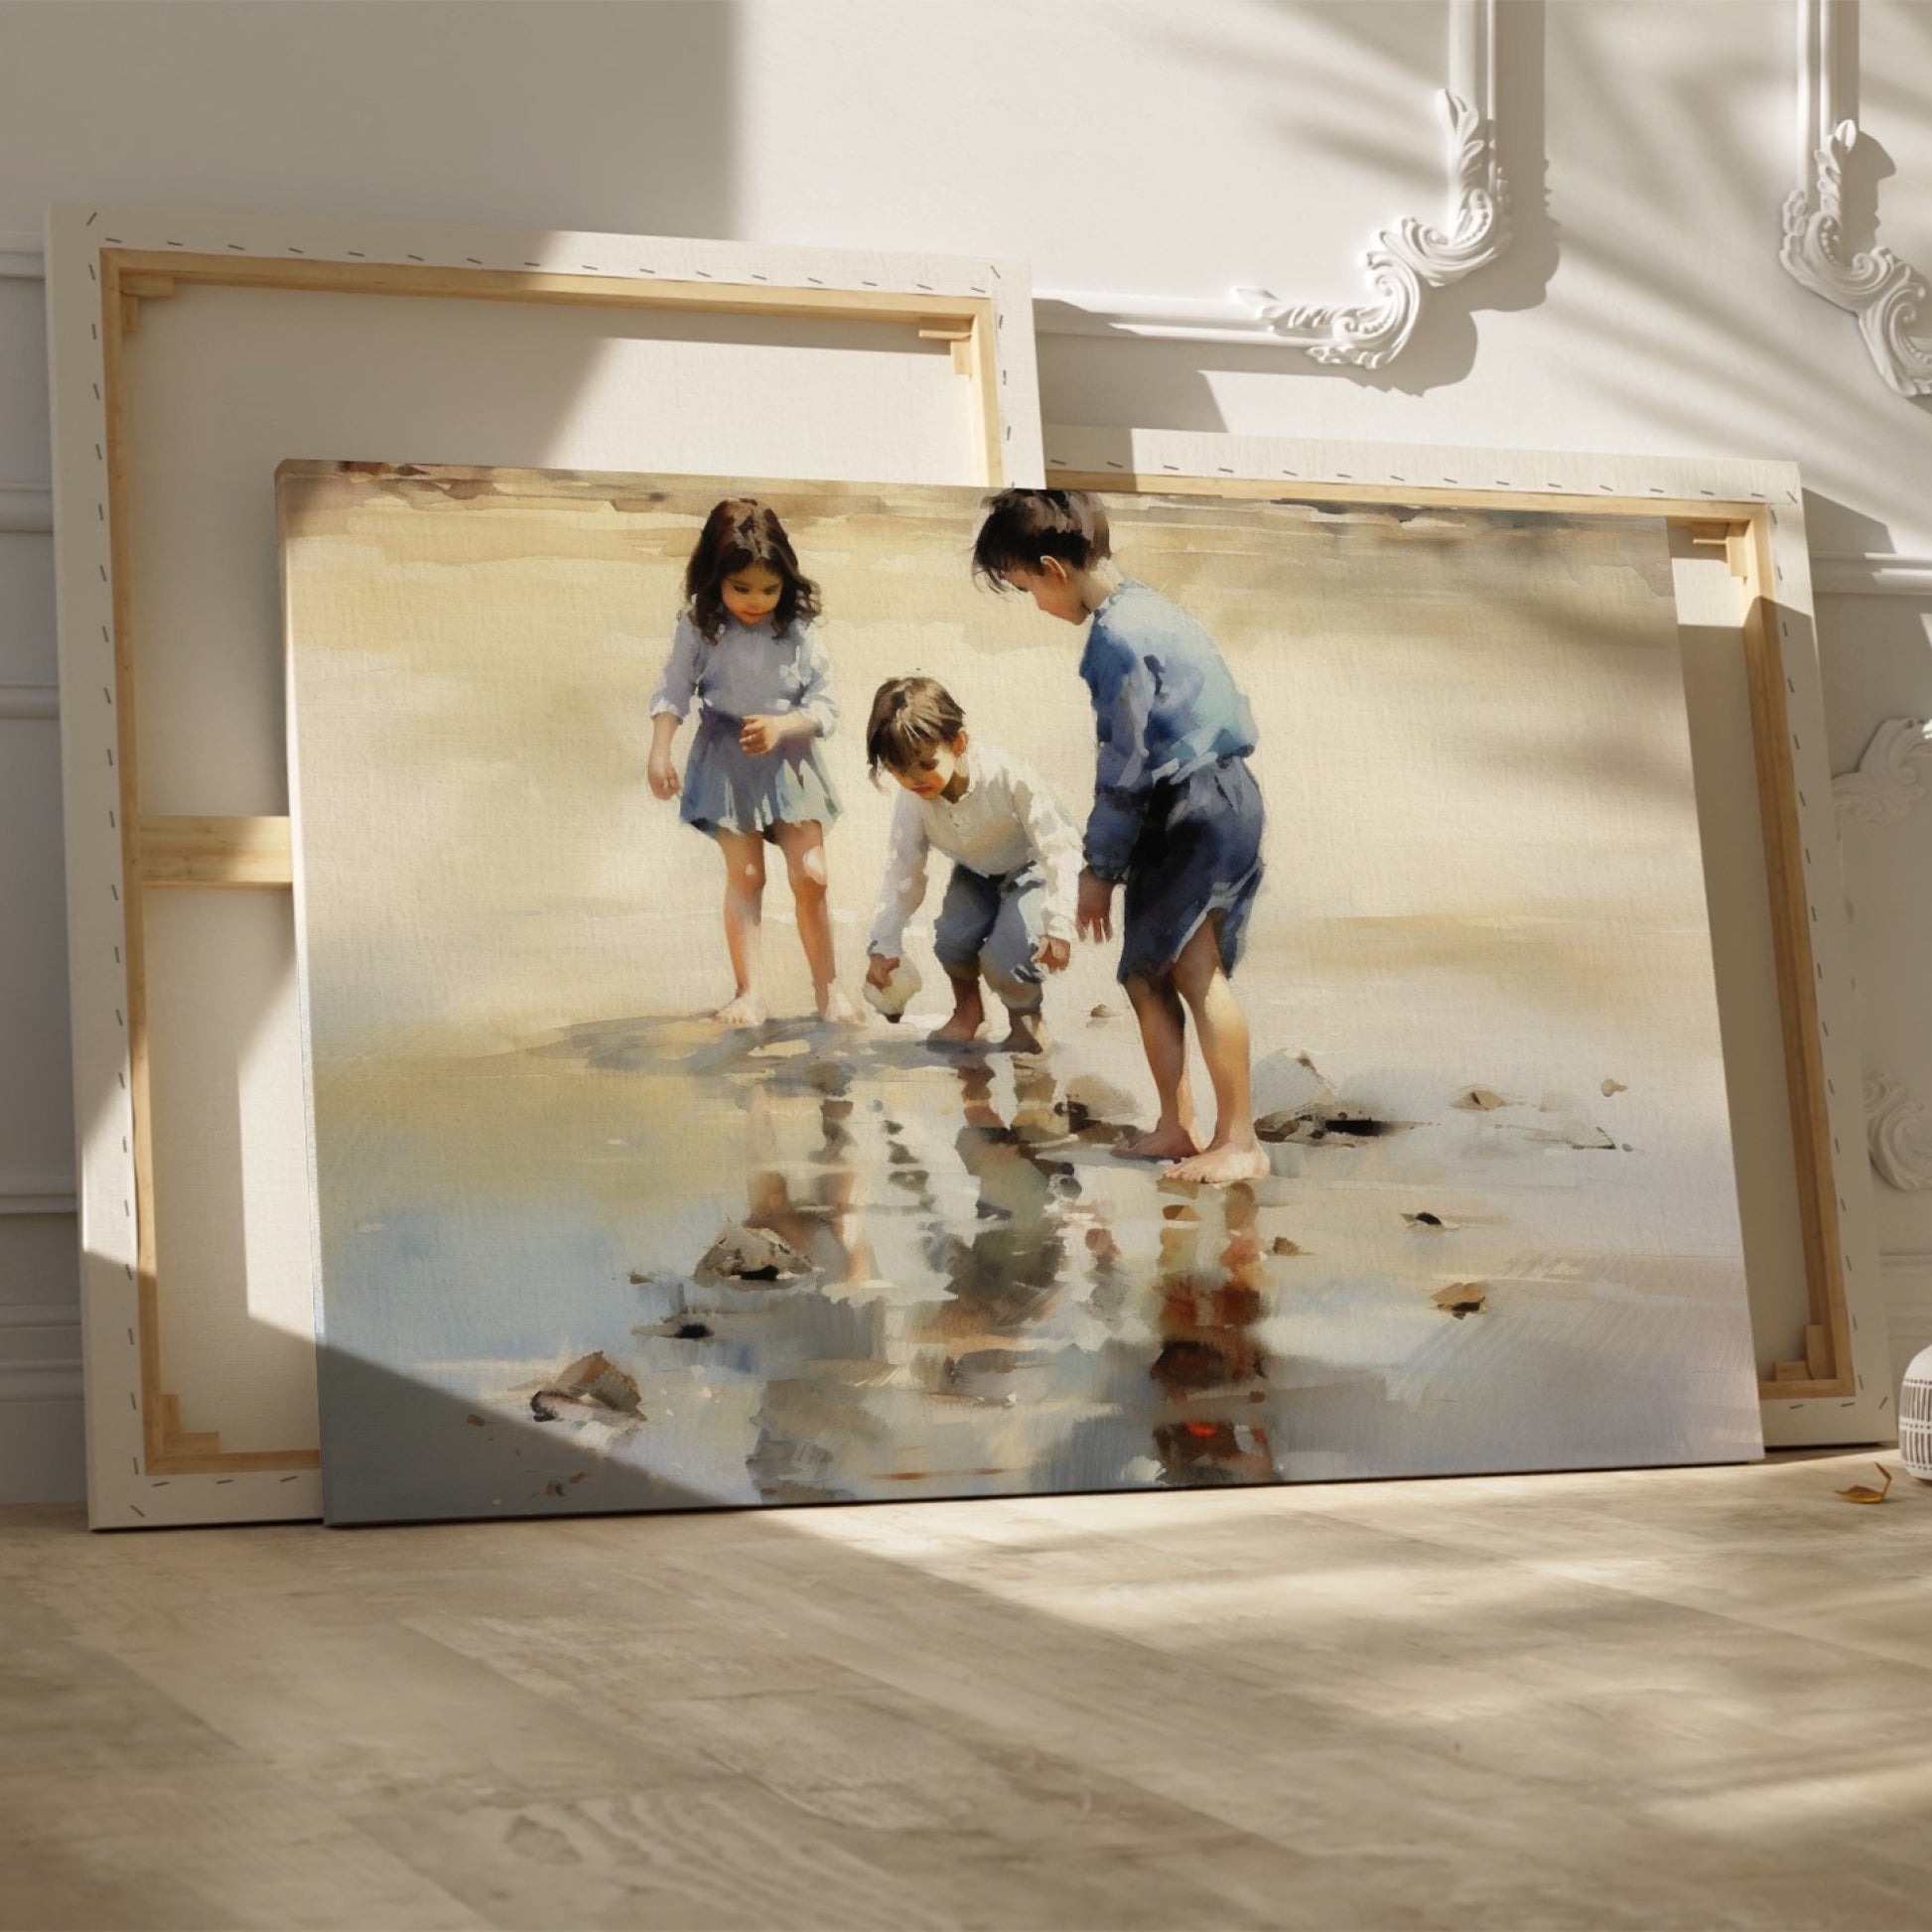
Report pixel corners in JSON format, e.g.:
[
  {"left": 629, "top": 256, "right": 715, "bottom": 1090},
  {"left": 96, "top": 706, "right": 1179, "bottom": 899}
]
[{"left": 3, "top": 0, "right": 1928, "bottom": 1502}]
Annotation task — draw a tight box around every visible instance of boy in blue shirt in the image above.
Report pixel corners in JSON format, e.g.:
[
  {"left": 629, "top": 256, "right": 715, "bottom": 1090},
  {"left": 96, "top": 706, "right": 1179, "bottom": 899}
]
[{"left": 973, "top": 489, "right": 1269, "bottom": 1185}]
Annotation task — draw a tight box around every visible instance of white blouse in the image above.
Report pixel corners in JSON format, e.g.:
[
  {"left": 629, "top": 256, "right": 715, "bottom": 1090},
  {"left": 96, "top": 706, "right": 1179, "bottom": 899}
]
[{"left": 868, "top": 743, "right": 1082, "bottom": 958}]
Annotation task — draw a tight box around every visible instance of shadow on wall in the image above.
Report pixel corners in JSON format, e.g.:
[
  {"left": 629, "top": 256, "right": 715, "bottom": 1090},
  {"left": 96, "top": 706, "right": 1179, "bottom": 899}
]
[
  {"left": 1035, "top": 0, "right": 1555, "bottom": 421},
  {"left": 1525, "top": 3, "right": 1931, "bottom": 448},
  {"left": 1801, "top": 488, "right": 1930, "bottom": 784},
  {"left": 15, "top": 1, "right": 747, "bottom": 1509},
  {"left": 1803, "top": 495, "right": 1932, "bottom": 1205},
  {"left": 0, "top": 3, "right": 741, "bottom": 241}
]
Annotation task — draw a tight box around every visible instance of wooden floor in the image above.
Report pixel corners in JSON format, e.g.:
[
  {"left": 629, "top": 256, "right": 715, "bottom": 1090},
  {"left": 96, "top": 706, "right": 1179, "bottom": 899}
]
[{"left": 4, "top": 1451, "right": 1931, "bottom": 1931}]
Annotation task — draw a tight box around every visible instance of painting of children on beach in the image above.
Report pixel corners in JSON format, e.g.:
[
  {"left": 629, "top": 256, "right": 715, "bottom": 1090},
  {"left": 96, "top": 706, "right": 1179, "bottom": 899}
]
[{"left": 278, "top": 462, "right": 1764, "bottom": 1526}]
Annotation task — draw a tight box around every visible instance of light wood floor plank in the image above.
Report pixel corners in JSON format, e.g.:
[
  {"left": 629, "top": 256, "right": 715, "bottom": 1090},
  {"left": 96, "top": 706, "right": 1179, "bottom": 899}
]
[{"left": 4, "top": 1454, "right": 1930, "bottom": 1930}]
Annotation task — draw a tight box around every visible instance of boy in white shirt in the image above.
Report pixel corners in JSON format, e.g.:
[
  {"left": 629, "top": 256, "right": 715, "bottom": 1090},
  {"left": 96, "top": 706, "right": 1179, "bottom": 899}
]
[{"left": 864, "top": 676, "right": 1082, "bottom": 1052}]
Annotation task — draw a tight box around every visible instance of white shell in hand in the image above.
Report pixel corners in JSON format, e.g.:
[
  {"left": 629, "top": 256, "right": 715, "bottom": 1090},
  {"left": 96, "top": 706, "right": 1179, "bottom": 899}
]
[{"left": 862, "top": 957, "right": 923, "bottom": 1022}]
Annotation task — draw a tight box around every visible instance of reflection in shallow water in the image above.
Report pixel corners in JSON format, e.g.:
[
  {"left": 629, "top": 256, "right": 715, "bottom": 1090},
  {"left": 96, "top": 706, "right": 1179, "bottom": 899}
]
[
  {"left": 1151, "top": 1186, "right": 1274, "bottom": 1486},
  {"left": 925, "top": 1058, "right": 1072, "bottom": 1375},
  {"left": 542, "top": 1018, "right": 1290, "bottom": 1506},
  {"left": 315, "top": 1009, "right": 1762, "bottom": 1522}
]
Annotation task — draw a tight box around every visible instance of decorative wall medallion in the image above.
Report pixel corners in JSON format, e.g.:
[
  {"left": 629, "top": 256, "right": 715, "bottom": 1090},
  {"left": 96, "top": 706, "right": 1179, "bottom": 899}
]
[
  {"left": 1781, "top": 1, "right": 1932, "bottom": 398},
  {"left": 1864, "top": 1073, "right": 1932, "bottom": 1191},
  {"left": 1834, "top": 717, "right": 1932, "bottom": 826},
  {"left": 1233, "top": 92, "right": 1509, "bottom": 369},
  {"left": 1036, "top": 0, "right": 1510, "bottom": 368}
]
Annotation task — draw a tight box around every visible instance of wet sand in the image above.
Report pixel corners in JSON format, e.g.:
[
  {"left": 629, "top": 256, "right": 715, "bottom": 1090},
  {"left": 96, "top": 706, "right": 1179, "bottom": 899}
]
[{"left": 314, "top": 961, "right": 1761, "bottom": 1525}]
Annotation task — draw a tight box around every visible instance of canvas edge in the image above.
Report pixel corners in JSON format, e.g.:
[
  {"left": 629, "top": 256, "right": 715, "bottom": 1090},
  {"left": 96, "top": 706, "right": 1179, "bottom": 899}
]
[
  {"left": 1751, "top": 470, "right": 1893, "bottom": 1449},
  {"left": 276, "top": 467, "right": 340, "bottom": 1527}
]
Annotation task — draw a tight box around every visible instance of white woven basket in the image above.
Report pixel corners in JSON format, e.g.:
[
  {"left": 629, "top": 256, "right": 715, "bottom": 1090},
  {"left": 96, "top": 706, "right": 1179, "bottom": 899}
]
[{"left": 1902, "top": 1343, "right": 1932, "bottom": 1480}]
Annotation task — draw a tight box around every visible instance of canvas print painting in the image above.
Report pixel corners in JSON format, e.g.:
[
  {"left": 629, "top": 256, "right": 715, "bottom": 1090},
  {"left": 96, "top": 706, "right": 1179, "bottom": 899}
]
[{"left": 280, "top": 463, "right": 1764, "bottom": 1525}]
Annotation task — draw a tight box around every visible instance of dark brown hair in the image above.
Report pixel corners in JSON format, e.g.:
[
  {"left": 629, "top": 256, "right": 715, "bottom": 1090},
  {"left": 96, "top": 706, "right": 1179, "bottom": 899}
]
[
  {"left": 971, "top": 488, "right": 1111, "bottom": 587},
  {"left": 684, "top": 498, "right": 822, "bottom": 643},
  {"left": 866, "top": 676, "right": 968, "bottom": 781}
]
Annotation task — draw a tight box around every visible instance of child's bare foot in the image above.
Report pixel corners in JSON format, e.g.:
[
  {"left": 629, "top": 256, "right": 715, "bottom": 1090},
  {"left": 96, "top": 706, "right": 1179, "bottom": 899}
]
[
  {"left": 1165, "top": 1140, "right": 1270, "bottom": 1186},
  {"left": 1000, "top": 1010, "right": 1049, "bottom": 1055},
  {"left": 714, "top": 991, "right": 766, "bottom": 1028},
  {"left": 1113, "top": 1123, "right": 1200, "bottom": 1162},
  {"left": 816, "top": 984, "right": 859, "bottom": 1027},
  {"left": 929, "top": 979, "right": 985, "bottom": 1046}
]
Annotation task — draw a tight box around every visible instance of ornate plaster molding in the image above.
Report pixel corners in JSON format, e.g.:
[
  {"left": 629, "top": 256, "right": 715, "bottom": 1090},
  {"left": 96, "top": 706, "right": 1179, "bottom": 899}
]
[
  {"left": 0, "top": 1304, "right": 82, "bottom": 1409},
  {"left": 0, "top": 1365, "right": 83, "bottom": 1407},
  {"left": 1035, "top": 0, "right": 1509, "bottom": 368},
  {"left": 1834, "top": 717, "right": 1932, "bottom": 825},
  {"left": 0, "top": 231, "right": 42, "bottom": 281},
  {"left": 1810, "top": 552, "right": 1932, "bottom": 597},
  {"left": 0, "top": 483, "right": 54, "bottom": 533},
  {"left": 1840, "top": 722, "right": 1932, "bottom": 1195},
  {"left": 1780, "top": 0, "right": 1932, "bottom": 399},
  {"left": 0, "top": 1173, "right": 78, "bottom": 1216},
  {"left": 0, "top": 684, "right": 57, "bottom": 722},
  {"left": 1864, "top": 1074, "right": 1932, "bottom": 1191}
]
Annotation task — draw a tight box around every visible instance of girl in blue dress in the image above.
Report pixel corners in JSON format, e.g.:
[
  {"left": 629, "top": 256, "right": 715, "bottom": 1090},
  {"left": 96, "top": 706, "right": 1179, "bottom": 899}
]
[{"left": 647, "top": 499, "right": 851, "bottom": 1026}]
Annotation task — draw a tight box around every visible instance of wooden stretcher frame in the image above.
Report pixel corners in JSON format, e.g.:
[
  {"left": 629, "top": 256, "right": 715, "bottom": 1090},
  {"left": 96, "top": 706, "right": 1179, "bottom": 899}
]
[
  {"left": 46, "top": 202, "right": 1042, "bottom": 1526},
  {"left": 1043, "top": 425, "right": 1891, "bottom": 1450}
]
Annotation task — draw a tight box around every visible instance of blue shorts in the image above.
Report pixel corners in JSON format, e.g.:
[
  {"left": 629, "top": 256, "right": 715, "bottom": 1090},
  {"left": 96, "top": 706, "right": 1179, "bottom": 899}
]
[
  {"left": 1117, "top": 757, "right": 1265, "bottom": 984},
  {"left": 932, "top": 864, "right": 1046, "bottom": 1014}
]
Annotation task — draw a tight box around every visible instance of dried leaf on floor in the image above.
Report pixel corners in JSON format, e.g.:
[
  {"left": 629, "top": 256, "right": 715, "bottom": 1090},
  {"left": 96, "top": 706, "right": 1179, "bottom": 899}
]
[{"left": 1835, "top": 1464, "right": 1894, "bottom": 1504}]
